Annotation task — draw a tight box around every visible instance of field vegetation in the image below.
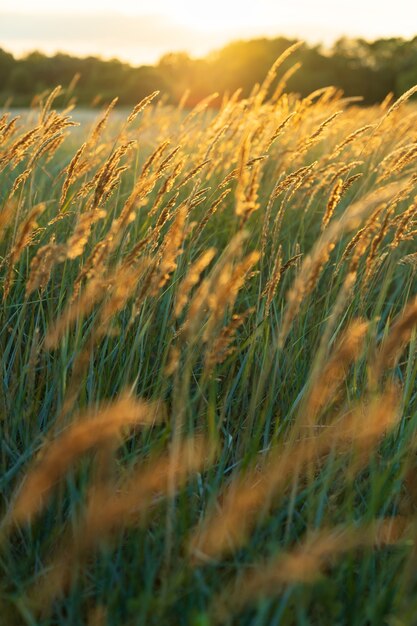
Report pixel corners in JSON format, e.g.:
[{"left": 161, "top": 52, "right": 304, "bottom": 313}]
[{"left": 2, "top": 45, "right": 417, "bottom": 625}]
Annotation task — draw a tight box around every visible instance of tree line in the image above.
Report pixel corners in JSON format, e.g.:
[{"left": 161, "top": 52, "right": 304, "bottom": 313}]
[{"left": 1, "top": 35, "right": 417, "bottom": 107}]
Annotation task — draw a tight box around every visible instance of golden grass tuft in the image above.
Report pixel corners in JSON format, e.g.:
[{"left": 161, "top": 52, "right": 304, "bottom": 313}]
[{"left": 4, "top": 393, "right": 163, "bottom": 528}]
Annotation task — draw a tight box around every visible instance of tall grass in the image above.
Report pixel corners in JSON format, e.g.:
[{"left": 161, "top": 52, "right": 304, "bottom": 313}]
[{"left": 2, "top": 52, "right": 417, "bottom": 625}]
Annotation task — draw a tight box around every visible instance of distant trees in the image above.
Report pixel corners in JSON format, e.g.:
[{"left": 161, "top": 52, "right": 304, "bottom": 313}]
[
  {"left": 0, "top": 48, "right": 14, "bottom": 87},
  {"left": 1, "top": 35, "right": 417, "bottom": 107}
]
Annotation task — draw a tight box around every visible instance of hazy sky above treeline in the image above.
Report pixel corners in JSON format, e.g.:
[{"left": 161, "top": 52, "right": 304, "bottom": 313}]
[{"left": 2, "top": 0, "right": 417, "bottom": 64}]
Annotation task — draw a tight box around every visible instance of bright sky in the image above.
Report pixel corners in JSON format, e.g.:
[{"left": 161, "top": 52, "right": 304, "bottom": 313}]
[{"left": 1, "top": 0, "right": 417, "bottom": 63}]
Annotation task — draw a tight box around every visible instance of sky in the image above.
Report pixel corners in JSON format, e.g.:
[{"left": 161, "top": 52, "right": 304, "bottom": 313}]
[{"left": 1, "top": 0, "right": 417, "bottom": 64}]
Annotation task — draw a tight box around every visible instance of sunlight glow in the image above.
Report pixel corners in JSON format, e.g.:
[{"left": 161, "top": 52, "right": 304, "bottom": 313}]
[
  {"left": 10, "top": 0, "right": 265, "bottom": 33},
  {"left": 152, "top": 1, "right": 261, "bottom": 33},
  {"left": 2, "top": 0, "right": 417, "bottom": 64}
]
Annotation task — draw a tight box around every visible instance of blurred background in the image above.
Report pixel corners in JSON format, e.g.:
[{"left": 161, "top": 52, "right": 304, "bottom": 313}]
[{"left": 1, "top": 0, "right": 417, "bottom": 105}]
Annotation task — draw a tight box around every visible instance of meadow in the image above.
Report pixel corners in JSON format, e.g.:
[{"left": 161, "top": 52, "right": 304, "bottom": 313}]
[{"left": 2, "top": 46, "right": 417, "bottom": 625}]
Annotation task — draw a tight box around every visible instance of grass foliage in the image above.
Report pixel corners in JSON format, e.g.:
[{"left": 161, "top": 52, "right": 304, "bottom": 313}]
[{"left": 2, "top": 54, "right": 417, "bottom": 625}]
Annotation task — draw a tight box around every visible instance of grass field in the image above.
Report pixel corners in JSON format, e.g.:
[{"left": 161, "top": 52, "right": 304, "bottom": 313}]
[{"left": 2, "top": 52, "right": 417, "bottom": 625}]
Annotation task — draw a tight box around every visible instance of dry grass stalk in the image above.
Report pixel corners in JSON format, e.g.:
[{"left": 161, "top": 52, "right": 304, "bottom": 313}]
[
  {"left": 203, "top": 250, "right": 260, "bottom": 341},
  {"left": 155, "top": 145, "right": 182, "bottom": 177},
  {"left": 212, "top": 517, "right": 409, "bottom": 622},
  {"left": 391, "top": 144, "right": 417, "bottom": 178},
  {"left": 95, "top": 264, "right": 146, "bottom": 336},
  {"left": 9, "top": 203, "right": 45, "bottom": 264},
  {"left": 376, "top": 144, "right": 413, "bottom": 182},
  {"left": 142, "top": 140, "right": 171, "bottom": 177},
  {"left": 10, "top": 168, "right": 31, "bottom": 195},
  {"left": 4, "top": 394, "right": 162, "bottom": 527},
  {"left": 126, "top": 90, "right": 160, "bottom": 125},
  {"left": 192, "top": 189, "right": 232, "bottom": 241},
  {"left": 236, "top": 158, "right": 262, "bottom": 223},
  {"left": 331, "top": 124, "right": 375, "bottom": 157},
  {"left": 279, "top": 181, "right": 408, "bottom": 347},
  {"left": 265, "top": 253, "right": 302, "bottom": 303},
  {"left": 327, "top": 161, "right": 363, "bottom": 187},
  {"left": 3, "top": 202, "right": 46, "bottom": 298},
  {"left": 88, "top": 97, "right": 118, "bottom": 146},
  {"left": 205, "top": 308, "right": 254, "bottom": 371},
  {"left": 391, "top": 196, "right": 417, "bottom": 248},
  {"left": 372, "top": 296, "right": 417, "bottom": 384},
  {"left": 183, "top": 232, "right": 248, "bottom": 338},
  {"left": 265, "top": 112, "right": 296, "bottom": 150},
  {"left": 0, "top": 200, "right": 16, "bottom": 241},
  {"left": 39, "top": 85, "right": 62, "bottom": 125},
  {"left": 70, "top": 170, "right": 158, "bottom": 294},
  {"left": 70, "top": 239, "right": 109, "bottom": 300},
  {"left": 380, "top": 92, "right": 395, "bottom": 111},
  {"left": 189, "top": 387, "right": 399, "bottom": 561},
  {"left": 322, "top": 177, "right": 344, "bottom": 230},
  {"left": 235, "top": 155, "right": 253, "bottom": 214},
  {"left": 25, "top": 238, "right": 67, "bottom": 296},
  {"left": 29, "top": 130, "right": 68, "bottom": 165},
  {"left": 255, "top": 41, "right": 304, "bottom": 106},
  {"left": 0, "top": 115, "right": 20, "bottom": 146},
  {"left": 82, "top": 141, "right": 135, "bottom": 208},
  {"left": 362, "top": 206, "right": 393, "bottom": 288},
  {"left": 400, "top": 251, "right": 417, "bottom": 266},
  {"left": 66, "top": 209, "right": 107, "bottom": 260},
  {"left": 130, "top": 259, "right": 159, "bottom": 321},
  {"left": 45, "top": 277, "right": 106, "bottom": 348},
  {"left": 341, "top": 172, "right": 363, "bottom": 195},
  {"left": 174, "top": 248, "right": 216, "bottom": 317},
  {"left": 0, "top": 126, "right": 41, "bottom": 172},
  {"left": 261, "top": 188, "right": 280, "bottom": 256},
  {"left": 377, "top": 143, "right": 417, "bottom": 184},
  {"left": 383, "top": 85, "right": 417, "bottom": 119},
  {"left": 60, "top": 142, "right": 87, "bottom": 207},
  {"left": 83, "top": 436, "right": 213, "bottom": 541},
  {"left": 151, "top": 193, "right": 179, "bottom": 240},
  {"left": 152, "top": 204, "right": 188, "bottom": 293},
  {"left": 272, "top": 163, "right": 317, "bottom": 200},
  {"left": 336, "top": 385, "right": 400, "bottom": 473},
  {"left": 337, "top": 203, "right": 384, "bottom": 272},
  {"left": 122, "top": 232, "right": 154, "bottom": 269},
  {"left": 28, "top": 436, "right": 213, "bottom": 609},
  {"left": 263, "top": 246, "right": 282, "bottom": 316},
  {"left": 304, "top": 319, "right": 369, "bottom": 422},
  {"left": 116, "top": 170, "right": 158, "bottom": 229},
  {"left": 271, "top": 63, "right": 302, "bottom": 102},
  {"left": 183, "top": 92, "right": 219, "bottom": 125},
  {"left": 165, "top": 345, "right": 181, "bottom": 376},
  {"left": 44, "top": 133, "right": 68, "bottom": 162},
  {"left": 174, "top": 159, "right": 211, "bottom": 192},
  {"left": 278, "top": 240, "right": 335, "bottom": 347},
  {"left": 299, "top": 111, "right": 343, "bottom": 153},
  {"left": 150, "top": 160, "right": 185, "bottom": 217}
]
